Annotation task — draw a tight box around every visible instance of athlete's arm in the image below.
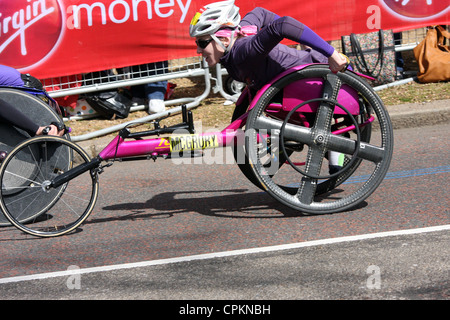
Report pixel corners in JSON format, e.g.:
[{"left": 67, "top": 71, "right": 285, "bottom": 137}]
[{"left": 240, "top": 8, "right": 347, "bottom": 72}]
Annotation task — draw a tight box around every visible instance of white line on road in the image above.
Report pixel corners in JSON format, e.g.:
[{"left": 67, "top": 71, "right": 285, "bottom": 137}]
[{"left": 1, "top": 224, "right": 449, "bottom": 284}]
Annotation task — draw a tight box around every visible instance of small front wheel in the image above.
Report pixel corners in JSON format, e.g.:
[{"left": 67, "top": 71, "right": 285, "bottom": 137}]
[{"left": 0, "top": 136, "right": 99, "bottom": 237}]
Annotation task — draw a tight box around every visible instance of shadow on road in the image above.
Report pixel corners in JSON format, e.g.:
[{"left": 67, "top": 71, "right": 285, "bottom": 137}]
[{"left": 88, "top": 188, "right": 367, "bottom": 225}]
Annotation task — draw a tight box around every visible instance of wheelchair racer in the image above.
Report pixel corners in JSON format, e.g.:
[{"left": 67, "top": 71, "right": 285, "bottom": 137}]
[{"left": 189, "top": 1, "right": 348, "bottom": 173}]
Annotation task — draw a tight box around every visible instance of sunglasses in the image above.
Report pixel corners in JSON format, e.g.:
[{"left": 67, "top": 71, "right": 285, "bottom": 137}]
[{"left": 195, "top": 38, "right": 214, "bottom": 49}]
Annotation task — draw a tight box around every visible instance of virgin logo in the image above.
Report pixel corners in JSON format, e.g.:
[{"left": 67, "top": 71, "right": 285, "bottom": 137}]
[
  {"left": 0, "top": 0, "right": 63, "bottom": 70},
  {"left": 381, "top": 0, "right": 449, "bottom": 19}
]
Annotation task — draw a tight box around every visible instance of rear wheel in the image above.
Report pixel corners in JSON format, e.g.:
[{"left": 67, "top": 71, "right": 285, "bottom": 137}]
[
  {"left": 231, "top": 69, "right": 372, "bottom": 196},
  {"left": 245, "top": 66, "right": 393, "bottom": 214},
  {"left": 0, "top": 87, "right": 69, "bottom": 226},
  {"left": 0, "top": 136, "right": 99, "bottom": 237}
]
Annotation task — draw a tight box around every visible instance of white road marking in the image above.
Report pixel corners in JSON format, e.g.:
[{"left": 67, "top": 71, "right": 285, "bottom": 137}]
[{"left": 1, "top": 224, "right": 449, "bottom": 284}]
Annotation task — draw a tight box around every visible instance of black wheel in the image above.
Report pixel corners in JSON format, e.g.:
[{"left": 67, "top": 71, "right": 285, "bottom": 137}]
[
  {"left": 245, "top": 65, "right": 393, "bottom": 214},
  {"left": 0, "top": 87, "right": 69, "bottom": 226},
  {"left": 225, "top": 76, "right": 245, "bottom": 95},
  {"left": 0, "top": 136, "right": 99, "bottom": 237}
]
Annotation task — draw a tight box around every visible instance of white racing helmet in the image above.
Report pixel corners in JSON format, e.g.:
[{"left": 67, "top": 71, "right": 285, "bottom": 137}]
[{"left": 189, "top": 0, "right": 241, "bottom": 38}]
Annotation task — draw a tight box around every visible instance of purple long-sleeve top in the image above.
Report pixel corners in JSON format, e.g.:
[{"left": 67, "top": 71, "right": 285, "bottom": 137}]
[
  {"left": 220, "top": 7, "right": 334, "bottom": 91},
  {"left": 0, "top": 65, "right": 24, "bottom": 87}
]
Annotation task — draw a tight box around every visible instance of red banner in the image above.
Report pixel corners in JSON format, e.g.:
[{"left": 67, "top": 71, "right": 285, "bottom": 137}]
[{"left": 0, "top": 0, "right": 448, "bottom": 79}]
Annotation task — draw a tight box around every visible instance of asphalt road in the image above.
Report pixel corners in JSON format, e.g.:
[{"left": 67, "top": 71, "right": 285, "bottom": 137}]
[{"left": 0, "top": 123, "right": 448, "bottom": 302}]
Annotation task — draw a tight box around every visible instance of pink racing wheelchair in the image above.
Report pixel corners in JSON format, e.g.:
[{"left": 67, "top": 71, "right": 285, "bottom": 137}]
[{"left": 0, "top": 64, "right": 393, "bottom": 237}]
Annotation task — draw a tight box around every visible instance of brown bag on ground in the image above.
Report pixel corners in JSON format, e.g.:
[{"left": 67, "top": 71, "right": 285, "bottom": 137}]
[{"left": 413, "top": 26, "right": 450, "bottom": 83}]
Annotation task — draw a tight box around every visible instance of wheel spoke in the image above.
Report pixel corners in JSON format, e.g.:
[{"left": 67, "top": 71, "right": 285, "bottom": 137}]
[
  {"left": 326, "top": 134, "right": 386, "bottom": 163},
  {"left": 254, "top": 116, "right": 385, "bottom": 163},
  {"left": 294, "top": 74, "right": 341, "bottom": 203},
  {"left": 254, "top": 116, "right": 313, "bottom": 144}
]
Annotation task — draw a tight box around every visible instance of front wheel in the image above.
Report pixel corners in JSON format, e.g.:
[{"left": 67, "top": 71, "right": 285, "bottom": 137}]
[{"left": 0, "top": 136, "right": 99, "bottom": 237}]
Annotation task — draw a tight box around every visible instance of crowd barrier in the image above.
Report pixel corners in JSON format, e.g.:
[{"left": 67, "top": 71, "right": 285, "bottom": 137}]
[{"left": 41, "top": 27, "right": 430, "bottom": 141}]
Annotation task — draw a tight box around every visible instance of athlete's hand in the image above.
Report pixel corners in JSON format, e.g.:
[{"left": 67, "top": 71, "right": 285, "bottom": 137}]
[
  {"left": 328, "top": 50, "right": 349, "bottom": 73},
  {"left": 36, "top": 124, "right": 65, "bottom": 136}
]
